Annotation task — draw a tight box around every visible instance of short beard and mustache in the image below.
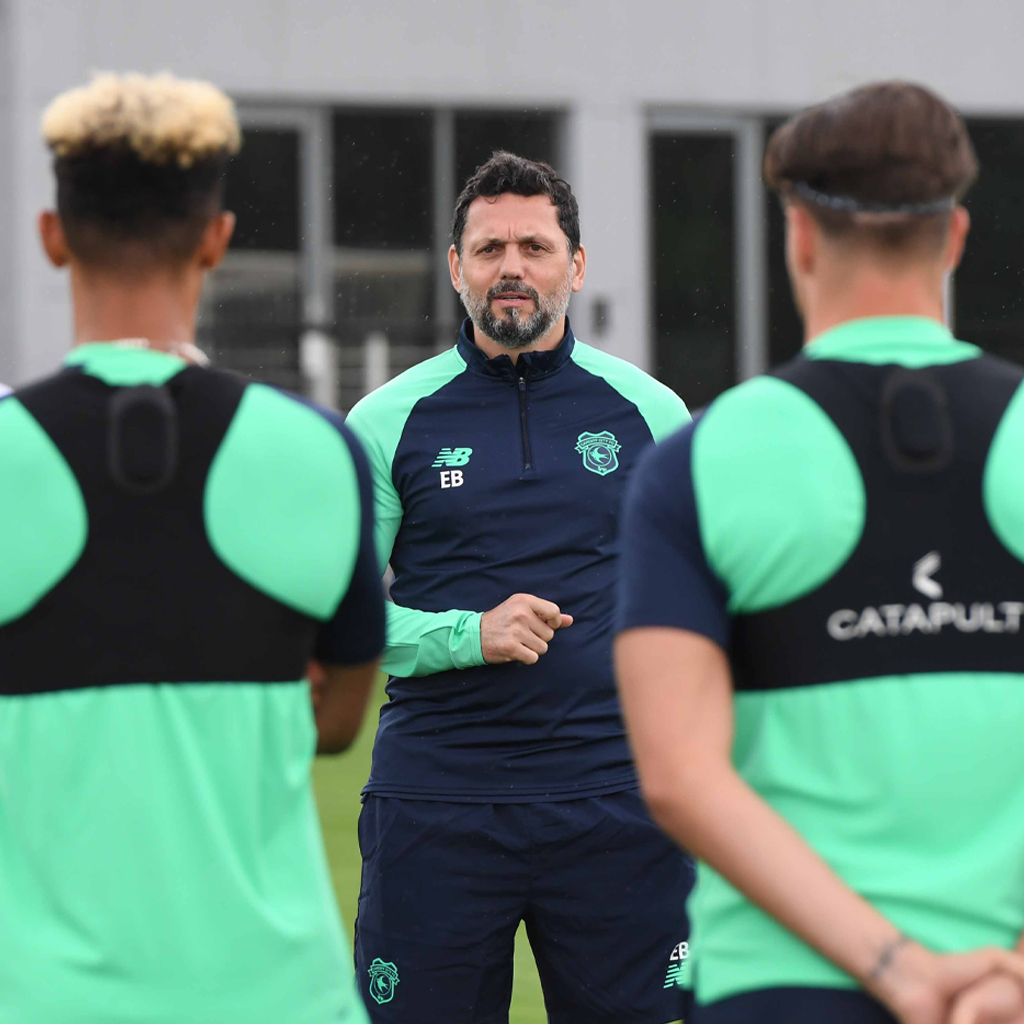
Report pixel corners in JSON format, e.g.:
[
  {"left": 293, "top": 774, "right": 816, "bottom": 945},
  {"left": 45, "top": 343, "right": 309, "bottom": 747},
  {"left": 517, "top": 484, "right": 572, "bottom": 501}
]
[{"left": 460, "top": 265, "right": 573, "bottom": 350}]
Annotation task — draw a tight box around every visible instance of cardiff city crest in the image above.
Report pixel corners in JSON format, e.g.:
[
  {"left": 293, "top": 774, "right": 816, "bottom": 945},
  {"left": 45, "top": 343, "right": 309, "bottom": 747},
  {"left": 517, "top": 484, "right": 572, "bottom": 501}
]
[
  {"left": 575, "top": 430, "right": 621, "bottom": 476},
  {"left": 367, "top": 958, "right": 400, "bottom": 1005}
]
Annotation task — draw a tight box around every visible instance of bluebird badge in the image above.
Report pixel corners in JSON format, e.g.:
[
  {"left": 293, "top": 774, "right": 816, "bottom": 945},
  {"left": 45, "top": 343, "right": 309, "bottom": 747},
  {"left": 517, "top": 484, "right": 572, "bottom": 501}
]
[
  {"left": 575, "top": 431, "right": 621, "bottom": 476},
  {"left": 367, "top": 958, "right": 400, "bottom": 1005}
]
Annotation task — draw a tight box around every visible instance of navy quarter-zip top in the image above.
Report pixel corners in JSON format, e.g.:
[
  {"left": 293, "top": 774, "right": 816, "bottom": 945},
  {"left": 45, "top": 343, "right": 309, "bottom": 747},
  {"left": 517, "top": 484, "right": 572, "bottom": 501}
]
[{"left": 347, "top": 318, "right": 690, "bottom": 801}]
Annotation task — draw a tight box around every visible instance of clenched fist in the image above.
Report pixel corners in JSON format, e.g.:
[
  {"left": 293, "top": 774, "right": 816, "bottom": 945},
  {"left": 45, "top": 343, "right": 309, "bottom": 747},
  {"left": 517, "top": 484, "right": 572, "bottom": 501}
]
[{"left": 480, "top": 593, "right": 574, "bottom": 666}]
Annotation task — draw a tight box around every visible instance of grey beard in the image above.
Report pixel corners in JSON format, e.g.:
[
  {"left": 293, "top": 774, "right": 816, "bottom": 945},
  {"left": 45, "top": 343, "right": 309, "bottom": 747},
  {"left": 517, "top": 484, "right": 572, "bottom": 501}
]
[{"left": 461, "top": 270, "right": 573, "bottom": 351}]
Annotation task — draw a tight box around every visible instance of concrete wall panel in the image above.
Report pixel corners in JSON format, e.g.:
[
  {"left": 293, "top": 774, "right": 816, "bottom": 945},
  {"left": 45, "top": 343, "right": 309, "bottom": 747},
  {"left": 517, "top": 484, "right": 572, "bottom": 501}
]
[{"left": 8, "top": 0, "right": 1024, "bottom": 381}]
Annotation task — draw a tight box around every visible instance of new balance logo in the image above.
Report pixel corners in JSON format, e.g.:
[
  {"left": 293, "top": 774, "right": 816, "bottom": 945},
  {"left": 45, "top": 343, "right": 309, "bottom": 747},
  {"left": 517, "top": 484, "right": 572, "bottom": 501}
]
[
  {"left": 663, "top": 963, "right": 686, "bottom": 989},
  {"left": 663, "top": 941, "right": 690, "bottom": 989},
  {"left": 432, "top": 447, "right": 473, "bottom": 467}
]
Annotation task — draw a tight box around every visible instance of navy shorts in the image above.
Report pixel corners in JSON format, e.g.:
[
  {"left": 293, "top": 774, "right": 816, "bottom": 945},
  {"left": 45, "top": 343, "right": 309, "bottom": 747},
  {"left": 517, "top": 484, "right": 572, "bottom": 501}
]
[
  {"left": 353, "top": 791, "right": 694, "bottom": 1024},
  {"left": 693, "top": 987, "right": 898, "bottom": 1023}
]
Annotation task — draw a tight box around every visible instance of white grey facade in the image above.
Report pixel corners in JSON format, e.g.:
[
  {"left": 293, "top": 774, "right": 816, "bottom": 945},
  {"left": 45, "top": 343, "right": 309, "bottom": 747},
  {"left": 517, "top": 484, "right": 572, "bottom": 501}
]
[{"left": 4, "top": 0, "right": 1024, "bottom": 403}]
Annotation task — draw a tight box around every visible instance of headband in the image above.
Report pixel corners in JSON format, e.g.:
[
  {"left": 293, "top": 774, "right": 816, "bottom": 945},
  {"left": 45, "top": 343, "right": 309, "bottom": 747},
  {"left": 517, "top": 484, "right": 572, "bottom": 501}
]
[{"left": 791, "top": 180, "right": 956, "bottom": 215}]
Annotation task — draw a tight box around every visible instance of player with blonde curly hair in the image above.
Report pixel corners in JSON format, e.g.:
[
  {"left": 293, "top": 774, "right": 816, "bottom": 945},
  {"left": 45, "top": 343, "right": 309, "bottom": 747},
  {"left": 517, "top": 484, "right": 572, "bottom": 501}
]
[{"left": 0, "top": 73, "right": 384, "bottom": 1024}]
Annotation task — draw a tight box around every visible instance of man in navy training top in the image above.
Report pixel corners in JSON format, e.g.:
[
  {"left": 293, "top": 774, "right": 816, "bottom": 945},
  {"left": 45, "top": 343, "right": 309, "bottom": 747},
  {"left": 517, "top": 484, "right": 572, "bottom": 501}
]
[{"left": 346, "top": 151, "right": 694, "bottom": 1024}]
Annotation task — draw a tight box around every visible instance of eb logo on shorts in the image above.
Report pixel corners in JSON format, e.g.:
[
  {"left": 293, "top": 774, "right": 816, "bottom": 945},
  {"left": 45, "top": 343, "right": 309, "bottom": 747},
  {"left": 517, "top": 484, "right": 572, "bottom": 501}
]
[{"left": 368, "top": 958, "right": 400, "bottom": 1005}]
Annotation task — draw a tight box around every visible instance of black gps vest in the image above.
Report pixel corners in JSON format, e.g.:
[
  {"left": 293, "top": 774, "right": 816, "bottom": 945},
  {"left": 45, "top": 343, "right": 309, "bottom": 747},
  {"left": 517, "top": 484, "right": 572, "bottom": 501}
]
[{"left": 731, "top": 353, "right": 1024, "bottom": 692}]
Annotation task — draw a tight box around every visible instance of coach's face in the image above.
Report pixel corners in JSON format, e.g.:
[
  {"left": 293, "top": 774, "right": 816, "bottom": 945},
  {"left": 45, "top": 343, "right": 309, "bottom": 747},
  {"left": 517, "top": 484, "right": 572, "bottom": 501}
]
[{"left": 450, "top": 193, "right": 586, "bottom": 350}]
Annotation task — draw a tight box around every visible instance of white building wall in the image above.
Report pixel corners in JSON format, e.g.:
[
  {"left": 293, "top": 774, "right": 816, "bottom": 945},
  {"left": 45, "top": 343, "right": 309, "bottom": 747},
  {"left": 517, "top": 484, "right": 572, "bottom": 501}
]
[
  {"left": 566, "top": 103, "right": 650, "bottom": 365},
  {"left": 8, "top": 0, "right": 86, "bottom": 383},
  {"left": 0, "top": 0, "right": 15, "bottom": 383},
  {"left": 8, "top": 0, "right": 1024, "bottom": 381}
]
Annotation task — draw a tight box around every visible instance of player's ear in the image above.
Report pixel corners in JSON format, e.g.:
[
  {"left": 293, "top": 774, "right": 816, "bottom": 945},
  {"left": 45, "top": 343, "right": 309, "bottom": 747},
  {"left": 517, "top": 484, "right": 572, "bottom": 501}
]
[
  {"left": 197, "top": 211, "right": 235, "bottom": 271},
  {"left": 448, "top": 244, "right": 461, "bottom": 293},
  {"left": 943, "top": 206, "right": 970, "bottom": 274},
  {"left": 39, "top": 210, "right": 71, "bottom": 268},
  {"left": 571, "top": 244, "right": 586, "bottom": 292},
  {"left": 784, "top": 202, "right": 819, "bottom": 283}
]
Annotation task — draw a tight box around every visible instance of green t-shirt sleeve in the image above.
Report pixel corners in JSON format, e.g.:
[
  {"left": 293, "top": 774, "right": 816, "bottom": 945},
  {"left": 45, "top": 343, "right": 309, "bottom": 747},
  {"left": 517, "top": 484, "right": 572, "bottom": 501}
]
[
  {"left": 0, "top": 398, "right": 87, "bottom": 627},
  {"left": 693, "top": 376, "right": 865, "bottom": 612},
  {"left": 205, "top": 384, "right": 364, "bottom": 620},
  {"left": 346, "top": 381, "right": 487, "bottom": 678},
  {"left": 984, "top": 380, "right": 1024, "bottom": 563}
]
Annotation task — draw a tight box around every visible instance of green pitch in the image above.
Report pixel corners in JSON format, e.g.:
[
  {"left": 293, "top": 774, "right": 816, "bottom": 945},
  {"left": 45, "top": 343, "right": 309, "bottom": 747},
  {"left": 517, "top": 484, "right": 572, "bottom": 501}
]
[{"left": 313, "top": 680, "right": 547, "bottom": 1023}]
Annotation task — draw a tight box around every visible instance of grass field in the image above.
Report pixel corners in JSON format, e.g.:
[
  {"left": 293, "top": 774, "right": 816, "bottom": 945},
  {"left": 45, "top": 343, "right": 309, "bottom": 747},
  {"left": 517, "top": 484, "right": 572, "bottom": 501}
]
[{"left": 312, "top": 678, "right": 548, "bottom": 1022}]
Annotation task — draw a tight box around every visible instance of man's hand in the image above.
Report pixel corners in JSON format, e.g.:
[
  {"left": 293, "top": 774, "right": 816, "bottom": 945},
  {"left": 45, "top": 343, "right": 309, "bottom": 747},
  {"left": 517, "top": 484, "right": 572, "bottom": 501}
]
[
  {"left": 872, "top": 943, "right": 1024, "bottom": 1024},
  {"left": 308, "top": 657, "right": 379, "bottom": 755},
  {"left": 480, "top": 594, "right": 573, "bottom": 665},
  {"left": 949, "top": 974, "right": 1024, "bottom": 1024}
]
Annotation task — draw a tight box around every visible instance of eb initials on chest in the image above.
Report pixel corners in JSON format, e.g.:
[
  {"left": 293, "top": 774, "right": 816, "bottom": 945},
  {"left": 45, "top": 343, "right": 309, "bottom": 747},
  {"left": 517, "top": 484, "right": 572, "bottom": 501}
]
[{"left": 439, "top": 470, "right": 464, "bottom": 488}]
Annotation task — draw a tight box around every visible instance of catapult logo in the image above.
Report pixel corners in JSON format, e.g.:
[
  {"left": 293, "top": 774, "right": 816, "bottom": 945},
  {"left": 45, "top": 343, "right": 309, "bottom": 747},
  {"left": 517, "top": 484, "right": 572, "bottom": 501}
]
[{"left": 827, "top": 551, "right": 1024, "bottom": 641}]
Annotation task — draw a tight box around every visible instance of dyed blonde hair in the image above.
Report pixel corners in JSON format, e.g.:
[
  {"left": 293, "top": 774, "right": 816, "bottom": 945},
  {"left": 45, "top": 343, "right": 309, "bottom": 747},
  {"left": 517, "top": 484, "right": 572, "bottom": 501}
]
[{"left": 42, "top": 72, "right": 240, "bottom": 167}]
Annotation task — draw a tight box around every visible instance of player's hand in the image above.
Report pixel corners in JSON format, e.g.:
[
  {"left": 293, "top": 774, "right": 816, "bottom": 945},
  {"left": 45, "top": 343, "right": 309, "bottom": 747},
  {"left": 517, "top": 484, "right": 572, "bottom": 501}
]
[
  {"left": 873, "top": 943, "right": 1024, "bottom": 1024},
  {"left": 480, "top": 593, "right": 573, "bottom": 666},
  {"left": 948, "top": 974, "right": 1024, "bottom": 1024},
  {"left": 308, "top": 659, "right": 326, "bottom": 710}
]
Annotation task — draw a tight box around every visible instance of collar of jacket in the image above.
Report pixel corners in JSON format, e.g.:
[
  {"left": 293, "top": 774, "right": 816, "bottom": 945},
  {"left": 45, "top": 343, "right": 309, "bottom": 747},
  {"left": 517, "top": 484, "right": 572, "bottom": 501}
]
[{"left": 456, "top": 317, "right": 576, "bottom": 381}]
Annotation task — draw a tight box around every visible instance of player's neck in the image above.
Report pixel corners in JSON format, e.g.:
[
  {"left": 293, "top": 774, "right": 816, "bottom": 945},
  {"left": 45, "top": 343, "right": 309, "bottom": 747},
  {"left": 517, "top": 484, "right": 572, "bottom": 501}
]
[
  {"left": 802, "top": 266, "right": 947, "bottom": 344},
  {"left": 68, "top": 261, "right": 202, "bottom": 353},
  {"left": 474, "top": 315, "right": 567, "bottom": 364}
]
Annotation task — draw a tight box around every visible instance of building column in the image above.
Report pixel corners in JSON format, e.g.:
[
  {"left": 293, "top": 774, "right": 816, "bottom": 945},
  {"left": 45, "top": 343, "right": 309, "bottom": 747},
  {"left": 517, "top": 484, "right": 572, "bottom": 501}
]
[
  {"left": 9, "top": 0, "right": 83, "bottom": 385},
  {"left": 0, "top": 1, "right": 15, "bottom": 383},
  {"left": 564, "top": 102, "right": 650, "bottom": 372}
]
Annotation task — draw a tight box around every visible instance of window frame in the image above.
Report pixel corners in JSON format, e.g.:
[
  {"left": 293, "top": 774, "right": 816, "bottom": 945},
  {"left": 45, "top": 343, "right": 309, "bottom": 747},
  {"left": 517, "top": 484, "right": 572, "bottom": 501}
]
[
  {"left": 234, "top": 105, "right": 334, "bottom": 332},
  {"left": 219, "top": 103, "right": 567, "bottom": 405},
  {"left": 647, "top": 111, "right": 768, "bottom": 384}
]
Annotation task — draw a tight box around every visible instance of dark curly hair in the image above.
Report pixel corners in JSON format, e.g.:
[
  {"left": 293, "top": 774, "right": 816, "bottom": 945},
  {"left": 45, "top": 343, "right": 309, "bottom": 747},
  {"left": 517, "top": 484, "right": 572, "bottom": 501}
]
[{"left": 451, "top": 151, "right": 580, "bottom": 256}]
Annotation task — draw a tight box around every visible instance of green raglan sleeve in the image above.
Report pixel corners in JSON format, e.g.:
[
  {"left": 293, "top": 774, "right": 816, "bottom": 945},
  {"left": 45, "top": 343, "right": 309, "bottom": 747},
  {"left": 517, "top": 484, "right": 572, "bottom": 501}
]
[
  {"left": 345, "top": 360, "right": 487, "bottom": 678},
  {"left": 570, "top": 341, "right": 690, "bottom": 442},
  {"left": 638, "top": 381, "right": 690, "bottom": 442},
  {"left": 383, "top": 604, "right": 484, "bottom": 677}
]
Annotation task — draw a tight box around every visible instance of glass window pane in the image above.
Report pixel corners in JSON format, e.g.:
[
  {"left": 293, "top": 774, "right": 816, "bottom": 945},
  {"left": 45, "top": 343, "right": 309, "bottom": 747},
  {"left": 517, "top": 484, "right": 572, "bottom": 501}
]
[
  {"left": 455, "top": 111, "right": 557, "bottom": 186},
  {"left": 956, "top": 120, "right": 1024, "bottom": 363},
  {"left": 333, "top": 111, "right": 433, "bottom": 250},
  {"left": 333, "top": 111, "right": 434, "bottom": 410},
  {"left": 225, "top": 129, "right": 300, "bottom": 252},
  {"left": 766, "top": 193, "right": 803, "bottom": 366},
  {"left": 651, "top": 133, "right": 735, "bottom": 409},
  {"left": 328, "top": 109, "right": 560, "bottom": 411},
  {"left": 764, "top": 118, "right": 804, "bottom": 367},
  {"left": 198, "top": 127, "right": 302, "bottom": 391}
]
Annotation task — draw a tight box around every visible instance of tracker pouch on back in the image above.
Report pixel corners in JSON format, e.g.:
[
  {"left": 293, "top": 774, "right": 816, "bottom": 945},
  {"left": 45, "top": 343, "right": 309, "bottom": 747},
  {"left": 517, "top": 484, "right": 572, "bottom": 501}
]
[
  {"left": 880, "top": 368, "right": 953, "bottom": 472},
  {"left": 107, "top": 385, "right": 179, "bottom": 495}
]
